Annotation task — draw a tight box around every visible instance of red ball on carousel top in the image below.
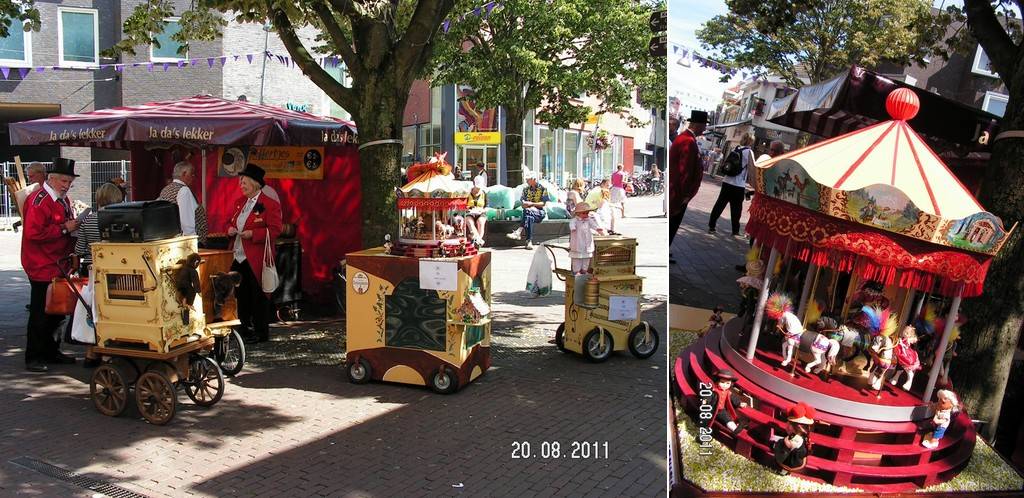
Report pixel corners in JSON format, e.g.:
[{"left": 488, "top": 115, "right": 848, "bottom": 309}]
[{"left": 886, "top": 88, "right": 920, "bottom": 121}]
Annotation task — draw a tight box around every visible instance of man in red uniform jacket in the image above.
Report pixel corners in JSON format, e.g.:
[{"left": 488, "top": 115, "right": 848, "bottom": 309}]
[
  {"left": 21, "top": 158, "right": 80, "bottom": 372},
  {"left": 670, "top": 110, "right": 708, "bottom": 262}
]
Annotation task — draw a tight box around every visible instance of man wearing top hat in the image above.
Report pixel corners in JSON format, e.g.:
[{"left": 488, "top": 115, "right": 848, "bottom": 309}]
[
  {"left": 669, "top": 110, "right": 708, "bottom": 263},
  {"left": 21, "top": 158, "right": 80, "bottom": 372}
]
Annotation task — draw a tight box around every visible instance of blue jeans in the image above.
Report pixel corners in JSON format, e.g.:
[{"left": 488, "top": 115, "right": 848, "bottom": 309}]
[{"left": 521, "top": 207, "right": 546, "bottom": 241}]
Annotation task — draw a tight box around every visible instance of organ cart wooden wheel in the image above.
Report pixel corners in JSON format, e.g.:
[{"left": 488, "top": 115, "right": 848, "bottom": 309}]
[
  {"left": 89, "top": 364, "right": 129, "bottom": 417},
  {"left": 135, "top": 370, "right": 177, "bottom": 426},
  {"left": 184, "top": 355, "right": 225, "bottom": 407}
]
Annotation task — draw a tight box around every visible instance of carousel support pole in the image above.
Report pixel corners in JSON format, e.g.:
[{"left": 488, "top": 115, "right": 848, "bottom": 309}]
[
  {"left": 746, "top": 246, "right": 781, "bottom": 361},
  {"left": 797, "top": 263, "right": 819, "bottom": 321},
  {"left": 923, "top": 292, "right": 963, "bottom": 402},
  {"left": 900, "top": 289, "right": 917, "bottom": 328},
  {"left": 913, "top": 292, "right": 928, "bottom": 321}
]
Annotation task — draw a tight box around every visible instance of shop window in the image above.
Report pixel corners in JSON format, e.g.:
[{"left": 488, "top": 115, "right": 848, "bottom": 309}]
[
  {"left": 540, "top": 127, "right": 555, "bottom": 182},
  {"left": 564, "top": 131, "right": 579, "bottom": 186},
  {"left": 322, "top": 63, "right": 352, "bottom": 120},
  {"left": 0, "top": 16, "right": 31, "bottom": 66},
  {"left": 418, "top": 124, "right": 441, "bottom": 161},
  {"left": 402, "top": 126, "right": 417, "bottom": 166},
  {"left": 58, "top": 7, "right": 98, "bottom": 67},
  {"left": 982, "top": 91, "right": 1008, "bottom": 117},
  {"left": 150, "top": 18, "right": 185, "bottom": 61}
]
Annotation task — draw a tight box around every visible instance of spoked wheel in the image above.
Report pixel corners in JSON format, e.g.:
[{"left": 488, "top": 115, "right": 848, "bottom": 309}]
[
  {"left": 429, "top": 366, "right": 460, "bottom": 394},
  {"left": 346, "top": 358, "right": 372, "bottom": 384},
  {"left": 628, "top": 323, "right": 659, "bottom": 359},
  {"left": 135, "top": 371, "right": 177, "bottom": 425},
  {"left": 184, "top": 356, "right": 225, "bottom": 407},
  {"left": 215, "top": 330, "right": 246, "bottom": 377},
  {"left": 582, "top": 328, "right": 613, "bottom": 363},
  {"left": 90, "top": 363, "right": 129, "bottom": 417},
  {"left": 554, "top": 323, "right": 567, "bottom": 353}
]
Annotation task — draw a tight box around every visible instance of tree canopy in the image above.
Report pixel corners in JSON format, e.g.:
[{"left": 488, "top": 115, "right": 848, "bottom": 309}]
[{"left": 431, "top": 0, "right": 665, "bottom": 183}]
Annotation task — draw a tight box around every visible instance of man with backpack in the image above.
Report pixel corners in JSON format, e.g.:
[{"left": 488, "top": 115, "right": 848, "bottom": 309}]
[{"left": 708, "top": 134, "right": 756, "bottom": 236}]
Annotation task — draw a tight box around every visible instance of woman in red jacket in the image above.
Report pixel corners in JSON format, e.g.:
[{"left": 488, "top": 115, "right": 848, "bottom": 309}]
[{"left": 227, "top": 165, "right": 282, "bottom": 344}]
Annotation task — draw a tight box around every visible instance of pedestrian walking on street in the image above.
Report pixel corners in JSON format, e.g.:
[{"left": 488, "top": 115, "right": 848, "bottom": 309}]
[
  {"left": 669, "top": 110, "right": 707, "bottom": 262},
  {"left": 227, "top": 165, "right": 283, "bottom": 344},
  {"left": 21, "top": 158, "right": 81, "bottom": 372},
  {"left": 611, "top": 163, "right": 628, "bottom": 218},
  {"left": 708, "top": 134, "right": 755, "bottom": 236}
]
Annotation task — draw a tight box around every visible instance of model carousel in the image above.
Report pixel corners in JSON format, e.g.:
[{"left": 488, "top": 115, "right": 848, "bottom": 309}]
[
  {"left": 343, "top": 153, "right": 492, "bottom": 394},
  {"left": 674, "top": 89, "right": 1014, "bottom": 491}
]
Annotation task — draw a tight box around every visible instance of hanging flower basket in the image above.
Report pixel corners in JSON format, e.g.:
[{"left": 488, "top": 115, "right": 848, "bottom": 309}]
[{"left": 586, "top": 130, "right": 611, "bottom": 152}]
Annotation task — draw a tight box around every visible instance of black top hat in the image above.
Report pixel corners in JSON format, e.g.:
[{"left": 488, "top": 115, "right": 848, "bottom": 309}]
[
  {"left": 712, "top": 368, "right": 737, "bottom": 381},
  {"left": 48, "top": 157, "right": 79, "bottom": 177},
  {"left": 238, "top": 164, "right": 266, "bottom": 187},
  {"left": 688, "top": 110, "right": 709, "bottom": 124}
]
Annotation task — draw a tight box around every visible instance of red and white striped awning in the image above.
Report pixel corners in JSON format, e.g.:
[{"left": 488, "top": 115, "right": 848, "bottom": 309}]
[{"left": 8, "top": 95, "right": 357, "bottom": 148}]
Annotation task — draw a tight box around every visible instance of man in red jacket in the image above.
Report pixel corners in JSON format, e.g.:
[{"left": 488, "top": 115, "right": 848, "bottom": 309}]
[
  {"left": 670, "top": 110, "right": 708, "bottom": 262},
  {"left": 21, "top": 158, "right": 80, "bottom": 372}
]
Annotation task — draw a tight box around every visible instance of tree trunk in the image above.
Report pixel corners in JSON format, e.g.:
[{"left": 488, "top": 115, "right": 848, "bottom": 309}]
[
  {"left": 505, "top": 106, "right": 526, "bottom": 186},
  {"left": 950, "top": 71, "right": 1024, "bottom": 440},
  {"left": 352, "top": 71, "right": 408, "bottom": 249}
]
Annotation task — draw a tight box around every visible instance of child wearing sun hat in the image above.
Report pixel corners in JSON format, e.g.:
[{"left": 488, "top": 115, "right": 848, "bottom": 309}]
[{"left": 568, "top": 201, "right": 607, "bottom": 275}]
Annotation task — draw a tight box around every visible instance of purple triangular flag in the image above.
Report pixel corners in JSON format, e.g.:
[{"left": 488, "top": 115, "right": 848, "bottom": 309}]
[
  {"left": 163, "top": 63, "right": 170, "bottom": 71},
  {"left": 35, "top": 66, "right": 45, "bottom": 73},
  {"left": 284, "top": 56, "right": 290, "bottom": 67},
  {"left": 177, "top": 60, "right": 185, "bottom": 68},
  {"left": 190, "top": 59, "right": 197, "bottom": 66},
  {"left": 147, "top": 63, "right": 154, "bottom": 72},
  {"left": 473, "top": 7, "right": 481, "bottom": 17},
  {"left": 0, "top": 67, "right": 9, "bottom": 80},
  {"left": 442, "top": 20, "right": 451, "bottom": 33},
  {"left": 246, "top": 54, "right": 254, "bottom": 64},
  {"left": 114, "top": 64, "right": 124, "bottom": 72},
  {"left": 485, "top": 2, "right": 496, "bottom": 15},
  {"left": 207, "top": 58, "right": 215, "bottom": 68},
  {"left": 18, "top": 67, "right": 28, "bottom": 78},
  {"left": 219, "top": 56, "right": 227, "bottom": 66}
]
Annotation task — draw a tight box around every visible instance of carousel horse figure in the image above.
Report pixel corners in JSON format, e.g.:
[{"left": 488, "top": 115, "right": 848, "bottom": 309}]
[
  {"left": 889, "top": 325, "right": 922, "bottom": 391},
  {"left": 915, "top": 302, "right": 965, "bottom": 387},
  {"left": 801, "top": 317, "right": 842, "bottom": 375},
  {"left": 765, "top": 293, "right": 803, "bottom": 367},
  {"left": 865, "top": 307, "right": 899, "bottom": 391}
]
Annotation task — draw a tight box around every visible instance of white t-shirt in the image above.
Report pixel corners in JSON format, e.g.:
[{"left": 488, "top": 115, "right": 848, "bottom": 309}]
[{"left": 723, "top": 147, "right": 755, "bottom": 188}]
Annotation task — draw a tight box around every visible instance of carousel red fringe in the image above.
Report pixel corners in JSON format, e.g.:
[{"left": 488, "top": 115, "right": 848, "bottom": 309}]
[{"left": 746, "top": 195, "right": 991, "bottom": 297}]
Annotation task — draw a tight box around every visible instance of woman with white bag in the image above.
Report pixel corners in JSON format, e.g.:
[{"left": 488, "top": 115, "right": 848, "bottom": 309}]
[{"left": 227, "top": 165, "right": 283, "bottom": 344}]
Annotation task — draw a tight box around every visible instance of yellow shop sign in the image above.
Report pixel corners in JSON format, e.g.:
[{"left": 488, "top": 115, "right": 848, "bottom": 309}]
[{"left": 455, "top": 132, "right": 501, "bottom": 145}]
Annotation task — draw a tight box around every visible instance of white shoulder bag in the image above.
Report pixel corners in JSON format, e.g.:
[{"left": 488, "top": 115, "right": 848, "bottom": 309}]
[{"left": 261, "top": 228, "right": 279, "bottom": 293}]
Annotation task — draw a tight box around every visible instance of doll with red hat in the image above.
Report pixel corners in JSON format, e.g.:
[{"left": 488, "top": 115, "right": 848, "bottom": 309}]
[
  {"left": 772, "top": 401, "right": 816, "bottom": 475},
  {"left": 699, "top": 368, "right": 750, "bottom": 435}
]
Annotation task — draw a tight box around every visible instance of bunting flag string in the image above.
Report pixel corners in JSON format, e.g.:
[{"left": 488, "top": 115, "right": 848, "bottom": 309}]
[
  {"left": 441, "top": 1, "right": 499, "bottom": 33},
  {"left": 671, "top": 42, "right": 750, "bottom": 80},
  {"left": 0, "top": 50, "right": 349, "bottom": 81}
]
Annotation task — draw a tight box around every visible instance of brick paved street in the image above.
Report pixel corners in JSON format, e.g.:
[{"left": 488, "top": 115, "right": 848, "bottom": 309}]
[
  {"left": 0, "top": 195, "right": 667, "bottom": 497},
  {"left": 669, "top": 175, "right": 750, "bottom": 314}
]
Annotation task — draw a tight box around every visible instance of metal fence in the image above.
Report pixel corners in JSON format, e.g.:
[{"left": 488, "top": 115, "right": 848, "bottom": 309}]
[{"left": 0, "top": 160, "right": 131, "bottom": 230}]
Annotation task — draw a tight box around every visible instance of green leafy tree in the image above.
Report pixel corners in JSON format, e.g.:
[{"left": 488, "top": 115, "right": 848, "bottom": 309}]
[
  {"left": 0, "top": 1, "right": 457, "bottom": 248},
  {"left": 431, "top": 0, "right": 665, "bottom": 185},
  {"left": 697, "top": 0, "right": 946, "bottom": 85}
]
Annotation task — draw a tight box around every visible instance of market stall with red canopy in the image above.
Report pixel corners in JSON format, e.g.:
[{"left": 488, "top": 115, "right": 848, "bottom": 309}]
[{"left": 8, "top": 95, "right": 361, "bottom": 306}]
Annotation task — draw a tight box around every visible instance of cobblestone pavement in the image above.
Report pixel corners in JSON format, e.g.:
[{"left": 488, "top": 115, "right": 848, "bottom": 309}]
[
  {"left": 0, "top": 195, "right": 667, "bottom": 497},
  {"left": 669, "top": 175, "right": 750, "bottom": 313}
]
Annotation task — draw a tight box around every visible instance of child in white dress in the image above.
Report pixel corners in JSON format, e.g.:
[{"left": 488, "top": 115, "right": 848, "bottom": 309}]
[{"left": 569, "top": 202, "right": 607, "bottom": 274}]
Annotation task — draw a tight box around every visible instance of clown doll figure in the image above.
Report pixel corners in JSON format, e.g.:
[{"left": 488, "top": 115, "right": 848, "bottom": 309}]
[
  {"left": 568, "top": 202, "right": 606, "bottom": 275},
  {"left": 765, "top": 293, "right": 802, "bottom": 367},
  {"left": 863, "top": 306, "right": 898, "bottom": 391},
  {"left": 699, "top": 369, "right": 749, "bottom": 435},
  {"left": 889, "top": 326, "right": 921, "bottom": 391},
  {"left": 772, "top": 402, "right": 816, "bottom": 475},
  {"left": 922, "top": 389, "right": 960, "bottom": 449}
]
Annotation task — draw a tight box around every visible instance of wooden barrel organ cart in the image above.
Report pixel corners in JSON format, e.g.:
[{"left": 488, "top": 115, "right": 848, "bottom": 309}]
[
  {"left": 548, "top": 236, "right": 659, "bottom": 362},
  {"left": 344, "top": 158, "right": 492, "bottom": 393},
  {"left": 87, "top": 231, "right": 244, "bottom": 425}
]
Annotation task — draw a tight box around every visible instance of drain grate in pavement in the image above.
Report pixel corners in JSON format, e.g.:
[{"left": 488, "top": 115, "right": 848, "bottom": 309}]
[{"left": 9, "top": 456, "right": 148, "bottom": 498}]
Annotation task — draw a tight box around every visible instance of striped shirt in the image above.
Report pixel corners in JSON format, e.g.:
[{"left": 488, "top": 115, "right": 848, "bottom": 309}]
[{"left": 74, "top": 212, "right": 100, "bottom": 266}]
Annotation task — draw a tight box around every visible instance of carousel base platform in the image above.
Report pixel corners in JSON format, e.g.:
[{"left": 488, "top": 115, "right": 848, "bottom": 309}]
[{"left": 673, "top": 318, "right": 976, "bottom": 492}]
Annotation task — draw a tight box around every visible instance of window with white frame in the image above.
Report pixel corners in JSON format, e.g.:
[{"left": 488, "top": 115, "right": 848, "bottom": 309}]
[
  {"left": 523, "top": 110, "right": 536, "bottom": 175},
  {"left": 0, "top": 16, "right": 32, "bottom": 66},
  {"left": 982, "top": 91, "right": 1008, "bottom": 117},
  {"left": 58, "top": 7, "right": 98, "bottom": 67},
  {"left": 151, "top": 18, "right": 185, "bottom": 61},
  {"left": 972, "top": 46, "right": 998, "bottom": 78}
]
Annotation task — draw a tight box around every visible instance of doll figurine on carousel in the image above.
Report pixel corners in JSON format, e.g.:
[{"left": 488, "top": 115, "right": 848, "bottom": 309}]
[
  {"left": 772, "top": 401, "right": 816, "bottom": 476},
  {"left": 862, "top": 305, "right": 899, "bottom": 391},
  {"left": 922, "top": 389, "right": 960, "bottom": 449},
  {"left": 699, "top": 368, "right": 750, "bottom": 435},
  {"left": 889, "top": 325, "right": 921, "bottom": 391},
  {"left": 765, "top": 293, "right": 803, "bottom": 367}
]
